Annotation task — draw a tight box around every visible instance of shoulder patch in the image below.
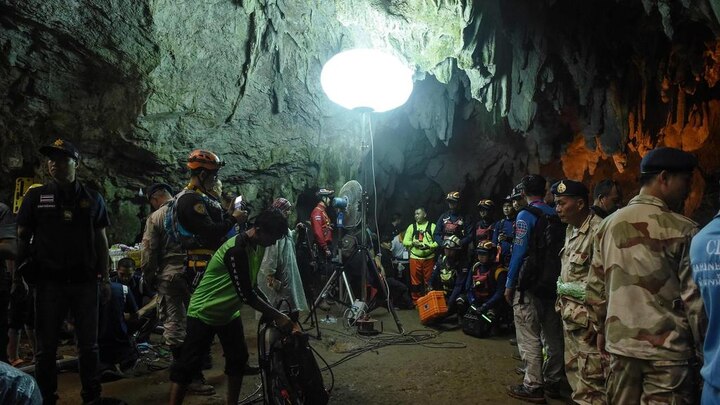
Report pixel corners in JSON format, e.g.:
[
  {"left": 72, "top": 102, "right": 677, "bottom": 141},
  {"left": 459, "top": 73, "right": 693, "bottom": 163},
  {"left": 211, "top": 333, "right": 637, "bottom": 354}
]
[
  {"left": 193, "top": 203, "right": 207, "bottom": 215},
  {"left": 515, "top": 219, "right": 528, "bottom": 245}
]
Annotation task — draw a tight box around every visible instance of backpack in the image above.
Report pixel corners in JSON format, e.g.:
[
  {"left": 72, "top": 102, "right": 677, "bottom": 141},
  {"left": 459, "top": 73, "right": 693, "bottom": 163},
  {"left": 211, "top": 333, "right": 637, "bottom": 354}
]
[
  {"left": 163, "top": 189, "right": 215, "bottom": 250},
  {"left": 516, "top": 205, "right": 565, "bottom": 299},
  {"left": 259, "top": 322, "right": 329, "bottom": 405}
]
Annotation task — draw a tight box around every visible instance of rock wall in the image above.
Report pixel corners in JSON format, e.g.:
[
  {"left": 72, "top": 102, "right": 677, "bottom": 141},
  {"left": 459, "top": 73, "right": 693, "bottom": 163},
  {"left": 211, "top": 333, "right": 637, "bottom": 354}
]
[{"left": 2, "top": 0, "right": 720, "bottom": 243}]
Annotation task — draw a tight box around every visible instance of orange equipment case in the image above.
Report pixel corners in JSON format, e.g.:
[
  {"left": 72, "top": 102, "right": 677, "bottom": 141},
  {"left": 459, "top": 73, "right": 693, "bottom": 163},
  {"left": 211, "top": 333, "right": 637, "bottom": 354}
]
[{"left": 417, "top": 291, "right": 448, "bottom": 324}]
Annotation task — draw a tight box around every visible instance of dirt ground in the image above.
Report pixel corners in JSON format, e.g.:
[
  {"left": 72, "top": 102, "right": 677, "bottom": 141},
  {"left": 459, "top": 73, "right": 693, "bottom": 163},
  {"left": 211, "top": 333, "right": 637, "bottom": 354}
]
[{"left": 49, "top": 305, "right": 570, "bottom": 405}]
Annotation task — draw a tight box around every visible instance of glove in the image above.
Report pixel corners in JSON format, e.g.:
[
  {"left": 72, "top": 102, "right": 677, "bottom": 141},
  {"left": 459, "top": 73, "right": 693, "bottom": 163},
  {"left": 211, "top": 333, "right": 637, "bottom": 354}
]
[{"left": 324, "top": 249, "right": 332, "bottom": 258}]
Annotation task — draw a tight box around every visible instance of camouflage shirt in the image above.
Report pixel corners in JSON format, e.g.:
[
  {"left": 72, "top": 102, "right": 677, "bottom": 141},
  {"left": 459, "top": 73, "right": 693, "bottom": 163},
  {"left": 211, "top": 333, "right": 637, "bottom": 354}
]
[
  {"left": 556, "top": 211, "right": 602, "bottom": 330},
  {"left": 586, "top": 194, "right": 706, "bottom": 361}
]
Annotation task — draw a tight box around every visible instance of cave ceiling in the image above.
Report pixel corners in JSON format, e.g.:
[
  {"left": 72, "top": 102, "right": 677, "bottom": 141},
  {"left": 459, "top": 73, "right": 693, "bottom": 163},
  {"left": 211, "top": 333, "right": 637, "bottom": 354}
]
[{"left": 1, "top": 0, "right": 720, "bottom": 241}]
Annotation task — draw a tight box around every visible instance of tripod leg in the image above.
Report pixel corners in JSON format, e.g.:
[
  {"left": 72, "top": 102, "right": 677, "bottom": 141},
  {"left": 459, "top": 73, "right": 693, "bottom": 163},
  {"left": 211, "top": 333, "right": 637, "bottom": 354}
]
[
  {"left": 340, "top": 271, "right": 355, "bottom": 304},
  {"left": 303, "top": 268, "right": 340, "bottom": 325}
]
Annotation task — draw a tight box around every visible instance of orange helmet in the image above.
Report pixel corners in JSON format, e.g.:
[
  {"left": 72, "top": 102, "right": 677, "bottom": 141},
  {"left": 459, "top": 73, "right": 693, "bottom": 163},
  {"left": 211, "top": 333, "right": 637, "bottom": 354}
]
[
  {"left": 446, "top": 191, "right": 460, "bottom": 202},
  {"left": 187, "top": 149, "right": 225, "bottom": 171},
  {"left": 477, "top": 199, "right": 494, "bottom": 210}
]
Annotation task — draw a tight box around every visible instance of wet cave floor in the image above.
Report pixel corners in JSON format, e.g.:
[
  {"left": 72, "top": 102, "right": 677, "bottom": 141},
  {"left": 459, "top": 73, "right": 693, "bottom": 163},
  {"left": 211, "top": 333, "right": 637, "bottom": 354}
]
[{"left": 51, "top": 305, "right": 570, "bottom": 405}]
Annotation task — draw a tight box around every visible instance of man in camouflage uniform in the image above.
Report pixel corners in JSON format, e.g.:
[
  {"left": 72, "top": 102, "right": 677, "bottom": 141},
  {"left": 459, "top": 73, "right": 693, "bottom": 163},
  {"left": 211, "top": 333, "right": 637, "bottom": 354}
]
[
  {"left": 586, "top": 147, "right": 706, "bottom": 404},
  {"left": 552, "top": 180, "right": 605, "bottom": 405}
]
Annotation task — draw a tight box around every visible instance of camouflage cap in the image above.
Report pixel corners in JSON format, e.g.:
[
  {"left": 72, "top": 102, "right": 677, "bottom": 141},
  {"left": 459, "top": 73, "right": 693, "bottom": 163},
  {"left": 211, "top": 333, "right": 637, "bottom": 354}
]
[
  {"left": 550, "top": 179, "right": 588, "bottom": 198},
  {"left": 640, "top": 147, "right": 697, "bottom": 174},
  {"left": 39, "top": 138, "right": 80, "bottom": 161}
]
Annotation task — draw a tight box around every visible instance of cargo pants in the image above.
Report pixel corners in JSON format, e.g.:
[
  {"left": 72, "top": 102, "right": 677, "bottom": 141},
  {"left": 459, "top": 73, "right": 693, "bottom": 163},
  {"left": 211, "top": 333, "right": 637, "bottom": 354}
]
[
  {"left": 513, "top": 290, "right": 565, "bottom": 389},
  {"left": 157, "top": 274, "right": 191, "bottom": 348},
  {"left": 607, "top": 354, "right": 698, "bottom": 404}
]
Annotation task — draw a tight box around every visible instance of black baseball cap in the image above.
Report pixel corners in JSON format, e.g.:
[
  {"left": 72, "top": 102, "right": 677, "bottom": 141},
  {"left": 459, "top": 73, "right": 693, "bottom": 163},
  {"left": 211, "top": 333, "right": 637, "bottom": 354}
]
[
  {"left": 551, "top": 180, "right": 589, "bottom": 198},
  {"left": 39, "top": 138, "right": 80, "bottom": 161},
  {"left": 640, "top": 147, "right": 697, "bottom": 174}
]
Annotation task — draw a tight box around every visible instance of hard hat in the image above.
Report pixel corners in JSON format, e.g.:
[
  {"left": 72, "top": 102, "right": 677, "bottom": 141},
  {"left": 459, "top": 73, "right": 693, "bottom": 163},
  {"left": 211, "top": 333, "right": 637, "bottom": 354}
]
[
  {"left": 446, "top": 191, "right": 461, "bottom": 202},
  {"left": 442, "top": 235, "right": 462, "bottom": 250},
  {"left": 187, "top": 149, "right": 225, "bottom": 171},
  {"left": 509, "top": 183, "right": 524, "bottom": 199},
  {"left": 475, "top": 240, "right": 497, "bottom": 254},
  {"left": 316, "top": 188, "right": 335, "bottom": 197},
  {"left": 477, "top": 199, "right": 494, "bottom": 210}
]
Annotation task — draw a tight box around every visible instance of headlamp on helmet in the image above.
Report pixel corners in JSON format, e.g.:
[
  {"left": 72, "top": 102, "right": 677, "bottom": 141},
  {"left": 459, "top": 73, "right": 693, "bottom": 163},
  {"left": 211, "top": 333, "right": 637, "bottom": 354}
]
[
  {"left": 475, "top": 240, "right": 497, "bottom": 254},
  {"left": 442, "top": 235, "right": 462, "bottom": 250},
  {"left": 446, "top": 191, "right": 460, "bottom": 202},
  {"left": 477, "top": 199, "right": 494, "bottom": 210}
]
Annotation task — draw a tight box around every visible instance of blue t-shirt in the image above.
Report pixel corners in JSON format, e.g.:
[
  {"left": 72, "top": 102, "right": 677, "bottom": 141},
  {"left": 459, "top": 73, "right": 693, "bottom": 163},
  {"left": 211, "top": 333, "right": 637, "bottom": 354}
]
[
  {"left": 99, "top": 282, "right": 138, "bottom": 361},
  {"left": 690, "top": 213, "right": 720, "bottom": 389},
  {"left": 506, "top": 199, "right": 557, "bottom": 289}
]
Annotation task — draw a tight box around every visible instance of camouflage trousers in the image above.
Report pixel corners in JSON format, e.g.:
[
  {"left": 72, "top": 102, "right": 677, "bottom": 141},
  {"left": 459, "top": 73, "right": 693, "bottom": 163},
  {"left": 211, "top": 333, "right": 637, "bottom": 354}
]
[
  {"left": 513, "top": 290, "right": 565, "bottom": 389},
  {"left": 157, "top": 274, "right": 191, "bottom": 348},
  {"left": 563, "top": 325, "right": 606, "bottom": 405},
  {"left": 607, "top": 354, "right": 698, "bottom": 405}
]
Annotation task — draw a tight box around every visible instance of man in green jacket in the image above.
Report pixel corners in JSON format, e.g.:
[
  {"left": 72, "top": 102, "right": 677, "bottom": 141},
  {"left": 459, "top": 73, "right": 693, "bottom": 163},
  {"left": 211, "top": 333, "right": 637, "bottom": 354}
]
[{"left": 402, "top": 208, "right": 437, "bottom": 303}]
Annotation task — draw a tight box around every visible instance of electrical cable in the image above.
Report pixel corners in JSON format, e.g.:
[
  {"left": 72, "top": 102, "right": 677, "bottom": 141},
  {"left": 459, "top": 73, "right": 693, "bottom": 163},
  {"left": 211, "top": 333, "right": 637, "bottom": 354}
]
[
  {"left": 236, "top": 384, "right": 264, "bottom": 405},
  {"left": 315, "top": 327, "right": 466, "bottom": 371}
]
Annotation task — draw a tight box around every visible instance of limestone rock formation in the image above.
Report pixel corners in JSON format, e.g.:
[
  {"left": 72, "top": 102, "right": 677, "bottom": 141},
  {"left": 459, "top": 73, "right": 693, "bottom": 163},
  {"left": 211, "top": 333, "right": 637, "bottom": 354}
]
[{"left": 2, "top": 0, "right": 720, "bottom": 242}]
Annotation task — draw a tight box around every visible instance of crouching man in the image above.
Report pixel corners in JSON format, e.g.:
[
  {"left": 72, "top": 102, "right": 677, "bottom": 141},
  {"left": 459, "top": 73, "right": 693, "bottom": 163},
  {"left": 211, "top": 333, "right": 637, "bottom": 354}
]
[{"left": 169, "top": 209, "right": 298, "bottom": 404}]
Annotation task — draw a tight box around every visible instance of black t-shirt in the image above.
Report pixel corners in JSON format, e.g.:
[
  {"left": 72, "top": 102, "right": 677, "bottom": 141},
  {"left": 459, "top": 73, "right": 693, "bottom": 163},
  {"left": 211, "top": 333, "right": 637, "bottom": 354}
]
[
  {"left": 0, "top": 203, "right": 15, "bottom": 291},
  {"left": 16, "top": 181, "right": 110, "bottom": 282},
  {"left": 176, "top": 190, "right": 234, "bottom": 251}
]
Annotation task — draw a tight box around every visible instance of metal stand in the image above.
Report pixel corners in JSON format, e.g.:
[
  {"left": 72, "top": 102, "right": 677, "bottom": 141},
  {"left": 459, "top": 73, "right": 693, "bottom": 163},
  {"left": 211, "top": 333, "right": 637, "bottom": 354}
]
[{"left": 302, "top": 260, "right": 355, "bottom": 340}]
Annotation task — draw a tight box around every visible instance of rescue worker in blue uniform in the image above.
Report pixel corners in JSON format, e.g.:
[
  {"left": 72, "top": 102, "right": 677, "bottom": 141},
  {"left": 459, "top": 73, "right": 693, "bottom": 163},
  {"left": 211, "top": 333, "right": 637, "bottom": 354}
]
[
  {"left": 493, "top": 197, "right": 516, "bottom": 266},
  {"left": 434, "top": 191, "right": 472, "bottom": 248},
  {"left": 504, "top": 174, "right": 565, "bottom": 402},
  {"left": 429, "top": 235, "right": 470, "bottom": 318},
  {"left": 16, "top": 139, "right": 111, "bottom": 405},
  {"left": 690, "top": 196, "right": 720, "bottom": 405},
  {"left": 467, "top": 240, "right": 508, "bottom": 318},
  {"left": 472, "top": 199, "right": 495, "bottom": 250}
]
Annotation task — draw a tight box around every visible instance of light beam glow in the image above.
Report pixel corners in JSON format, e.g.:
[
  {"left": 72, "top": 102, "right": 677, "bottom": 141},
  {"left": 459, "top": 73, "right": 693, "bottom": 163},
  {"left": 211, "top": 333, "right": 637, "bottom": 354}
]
[{"left": 320, "top": 49, "right": 414, "bottom": 113}]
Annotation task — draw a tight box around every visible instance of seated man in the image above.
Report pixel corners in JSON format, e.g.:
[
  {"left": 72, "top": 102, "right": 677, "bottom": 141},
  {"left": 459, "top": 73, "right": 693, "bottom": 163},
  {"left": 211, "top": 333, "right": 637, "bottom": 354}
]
[
  {"left": 114, "top": 258, "right": 156, "bottom": 340},
  {"left": 467, "top": 240, "right": 509, "bottom": 324},
  {"left": 169, "top": 209, "right": 297, "bottom": 405},
  {"left": 115, "top": 258, "right": 155, "bottom": 307},
  {"left": 98, "top": 280, "right": 139, "bottom": 377},
  {"left": 375, "top": 234, "right": 413, "bottom": 310},
  {"left": 429, "top": 235, "right": 470, "bottom": 317}
]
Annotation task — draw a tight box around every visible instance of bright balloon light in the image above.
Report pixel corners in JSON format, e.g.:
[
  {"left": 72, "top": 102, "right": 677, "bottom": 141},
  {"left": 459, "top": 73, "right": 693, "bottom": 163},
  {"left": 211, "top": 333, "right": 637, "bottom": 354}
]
[{"left": 320, "top": 49, "right": 414, "bottom": 113}]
